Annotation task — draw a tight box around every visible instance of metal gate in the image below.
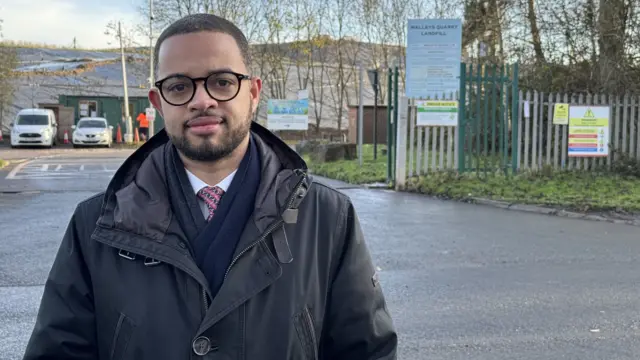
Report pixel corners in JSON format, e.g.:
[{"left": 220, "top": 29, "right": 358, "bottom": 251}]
[{"left": 457, "top": 63, "right": 520, "bottom": 176}]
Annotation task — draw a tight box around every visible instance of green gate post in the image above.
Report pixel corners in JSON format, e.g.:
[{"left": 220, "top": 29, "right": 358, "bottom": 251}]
[
  {"left": 457, "top": 63, "right": 467, "bottom": 173},
  {"left": 392, "top": 66, "right": 399, "bottom": 181},
  {"left": 386, "top": 68, "right": 393, "bottom": 182},
  {"left": 510, "top": 63, "right": 520, "bottom": 173},
  {"left": 499, "top": 65, "right": 506, "bottom": 173}
]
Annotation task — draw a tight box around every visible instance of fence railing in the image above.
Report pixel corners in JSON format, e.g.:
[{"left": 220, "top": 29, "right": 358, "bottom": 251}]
[
  {"left": 518, "top": 91, "right": 640, "bottom": 171},
  {"left": 395, "top": 89, "right": 640, "bottom": 187}
]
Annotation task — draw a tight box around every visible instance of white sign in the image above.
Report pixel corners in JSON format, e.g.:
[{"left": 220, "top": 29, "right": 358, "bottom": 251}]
[
  {"left": 145, "top": 107, "right": 156, "bottom": 121},
  {"left": 267, "top": 99, "right": 309, "bottom": 131},
  {"left": 416, "top": 100, "right": 458, "bottom": 126},
  {"left": 406, "top": 19, "right": 463, "bottom": 99}
]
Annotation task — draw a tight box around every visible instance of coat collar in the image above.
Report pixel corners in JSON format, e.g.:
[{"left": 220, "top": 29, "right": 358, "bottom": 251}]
[{"left": 93, "top": 121, "right": 309, "bottom": 251}]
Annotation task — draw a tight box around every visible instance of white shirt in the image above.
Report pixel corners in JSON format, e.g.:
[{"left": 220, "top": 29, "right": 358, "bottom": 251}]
[{"left": 185, "top": 168, "right": 237, "bottom": 219}]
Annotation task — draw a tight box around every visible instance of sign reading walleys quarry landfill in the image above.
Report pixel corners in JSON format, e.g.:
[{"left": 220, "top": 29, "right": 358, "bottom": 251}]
[{"left": 406, "top": 19, "right": 463, "bottom": 99}]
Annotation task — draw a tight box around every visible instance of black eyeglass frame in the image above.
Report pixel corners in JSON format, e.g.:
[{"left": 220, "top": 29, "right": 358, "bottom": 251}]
[{"left": 154, "top": 71, "right": 253, "bottom": 106}]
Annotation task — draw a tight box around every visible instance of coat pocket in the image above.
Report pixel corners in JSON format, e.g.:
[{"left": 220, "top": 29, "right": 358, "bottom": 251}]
[
  {"left": 110, "top": 312, "right": 135, "bottom": 360},
  {"left": 294, "top": 306, "right": 318, "bottom": 360}
]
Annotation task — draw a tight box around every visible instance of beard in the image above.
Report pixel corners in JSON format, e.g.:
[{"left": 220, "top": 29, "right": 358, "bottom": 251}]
[{"left": 170, "top": 108, "right": 253, "bottom": 162}]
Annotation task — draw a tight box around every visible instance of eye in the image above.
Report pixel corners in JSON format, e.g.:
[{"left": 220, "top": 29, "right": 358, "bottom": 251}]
[{"left": 167, "top": 84, "right": 187, "bottom": 92}]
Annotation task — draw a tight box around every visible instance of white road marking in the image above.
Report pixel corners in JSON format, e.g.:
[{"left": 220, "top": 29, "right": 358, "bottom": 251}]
[
  {"left": 5, "top": 158, "right": 121, "bottom": 180},
  {"left": 5, "top": 160, "right": 32, "bottom": 179}
]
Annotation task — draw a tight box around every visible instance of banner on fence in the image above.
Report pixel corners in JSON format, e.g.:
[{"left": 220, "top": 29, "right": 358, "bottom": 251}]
[
  {"left": 416, "top": 100, "right": 458, "bottom": 126},
  {"left": 568, "top": 106, "right": 609, "bottom": 157},
  {"left": 266, "top": 99, "right": 309, "bottom": 130},
  {"left": 553, "top": 103, "right": 569, "bottom": 125}
]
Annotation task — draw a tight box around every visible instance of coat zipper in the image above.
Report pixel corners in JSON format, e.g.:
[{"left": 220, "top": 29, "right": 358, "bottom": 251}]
[
  {"left": 303, "top": 307, "right": 318, "bottom": 360},
  {"left": 222, "top": 171, "right": 307, "bottom": 283}
]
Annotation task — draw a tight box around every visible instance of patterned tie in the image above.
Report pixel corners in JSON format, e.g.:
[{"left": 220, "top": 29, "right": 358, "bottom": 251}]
[{"left": 197, "top": 186, "right": 225, "bottom": 221}]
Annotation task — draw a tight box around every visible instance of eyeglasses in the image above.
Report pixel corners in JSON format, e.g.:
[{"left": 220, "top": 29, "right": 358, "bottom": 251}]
[{"left": 154, "top": 71, "right": 252, "bottom": 106}]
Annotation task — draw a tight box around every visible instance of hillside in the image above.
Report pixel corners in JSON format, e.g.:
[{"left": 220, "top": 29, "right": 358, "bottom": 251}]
[{"left": 3, "top": 40, "right": 399, "bottom": 133}]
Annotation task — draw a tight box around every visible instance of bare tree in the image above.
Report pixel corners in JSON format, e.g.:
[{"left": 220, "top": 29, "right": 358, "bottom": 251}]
[
  {"left": 0, "top": 18, "right": 19, "bottom": 131},
  {"left": 259, "top": 0, "right": 293, "bottom": 100},
  {"left": 141, "top": 0, "right": 264, "bottom": 43}
]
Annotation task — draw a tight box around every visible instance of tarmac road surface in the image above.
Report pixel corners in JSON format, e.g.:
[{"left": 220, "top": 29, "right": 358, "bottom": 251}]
[{"left": 1, "top": 153, "right": 640, "bottom": 359}]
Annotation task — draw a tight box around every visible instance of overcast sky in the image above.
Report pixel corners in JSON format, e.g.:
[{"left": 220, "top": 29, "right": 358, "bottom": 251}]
[{"left": 1, "top": 0, "right": 146, "bottom": 48}]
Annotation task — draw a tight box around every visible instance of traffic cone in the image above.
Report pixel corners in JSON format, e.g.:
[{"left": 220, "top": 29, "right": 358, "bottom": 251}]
[
  {"left": 64, "top": 130, "right": 69, "bottom": 144},
  {"left": 134, "top": 127, "right": 140, "bottom": 143},
  {"left": 116, "top": 125, "right": 123, "bottom": 143}
]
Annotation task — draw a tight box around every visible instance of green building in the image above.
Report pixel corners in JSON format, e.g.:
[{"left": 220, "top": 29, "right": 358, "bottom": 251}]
[{"left": 58, "top": 94, "right": 165, "bottom": 135}]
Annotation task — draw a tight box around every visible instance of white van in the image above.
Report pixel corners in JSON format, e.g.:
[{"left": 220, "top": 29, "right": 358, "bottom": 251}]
[{"left": 10, "top": 108, "right": 58, "bottom": 148}]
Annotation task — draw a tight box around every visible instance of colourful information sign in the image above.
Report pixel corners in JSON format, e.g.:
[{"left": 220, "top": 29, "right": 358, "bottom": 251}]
[{"left": 568, "top": 106, "right": 609, "bottom": 157}]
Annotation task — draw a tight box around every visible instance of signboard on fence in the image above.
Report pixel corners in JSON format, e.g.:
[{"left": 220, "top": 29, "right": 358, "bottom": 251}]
[
  {"left": 553, "top": 103, "right": 569, "bottom": 125},
  {"left": 266, "top": 99, "right": 309, "bottom": 130},
  {"left": 416, "top": 100, "right": 458, "bottom": 126},
  {"left": 145, "top": 107, "right": 156, "bottom": 122},
  {"left": 568, "top": 106, "right": 609, "bottom": 157},
  {"left": 406, "top": 19, "right": 462, "bottom": 99}
]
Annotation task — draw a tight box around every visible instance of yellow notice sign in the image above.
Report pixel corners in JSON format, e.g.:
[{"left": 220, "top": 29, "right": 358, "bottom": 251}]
[{"left": 553, "top": 103, "right": 569, "bottom": 125}]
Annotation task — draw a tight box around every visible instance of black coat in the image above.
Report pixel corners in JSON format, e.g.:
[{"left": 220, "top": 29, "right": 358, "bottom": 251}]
[{"left": 22, "top": 122, "right": 398, "bottom": 359}]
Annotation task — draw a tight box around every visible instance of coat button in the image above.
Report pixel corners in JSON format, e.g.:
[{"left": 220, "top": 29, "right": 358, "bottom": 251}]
[{"left": 192, "top": 336, "right": 211, "bottom": 356}]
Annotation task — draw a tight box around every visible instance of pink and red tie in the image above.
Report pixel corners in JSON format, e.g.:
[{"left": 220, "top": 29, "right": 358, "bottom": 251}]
[{"left": 197, "top": 186, "right": 225, "bottom": 221}]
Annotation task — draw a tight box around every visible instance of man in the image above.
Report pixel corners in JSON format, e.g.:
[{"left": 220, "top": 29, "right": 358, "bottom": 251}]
[
  {"left": 136, "top": 111, "right": 149, "bottom": 141},
  {"left": 22, "top": 13, "right": 397, "bottom": 360}
]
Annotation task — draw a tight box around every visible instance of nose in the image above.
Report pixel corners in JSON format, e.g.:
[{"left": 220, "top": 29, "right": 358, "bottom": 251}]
[{"left": 188, "top": 80, "right": 218, "bottom": 111}]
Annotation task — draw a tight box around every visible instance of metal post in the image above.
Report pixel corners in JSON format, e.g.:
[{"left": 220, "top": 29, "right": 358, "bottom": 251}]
[
  {"left": 387, "top": 69, "right": 393, "bottom": 182},
  {"left": 119, "top": 21, "right": 133, "bottom": 143},
  {"left": 358, "top": 65, "right": 364, "bottom": 166},
  {"left": 392, "top": 66, "right": 399, "bottom": 180},
  {"left": 373, "top": 69, "right": 378, "bottom": 160},
  {"left": 511, "top": 63, "right": 520, "bottom": 173},
  {"left": 148, "top": 0, "right": 155, "bottom": 136}
]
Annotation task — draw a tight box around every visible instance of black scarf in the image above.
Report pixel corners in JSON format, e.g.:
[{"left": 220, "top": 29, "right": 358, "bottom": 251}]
[{"left": 164, "top": 134, "right": 261, "bottom": 298}]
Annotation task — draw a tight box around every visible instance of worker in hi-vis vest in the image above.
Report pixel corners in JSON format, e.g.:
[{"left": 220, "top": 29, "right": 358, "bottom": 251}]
[{"left": 136, "top": 112, "right": 149, "bottom": 140}]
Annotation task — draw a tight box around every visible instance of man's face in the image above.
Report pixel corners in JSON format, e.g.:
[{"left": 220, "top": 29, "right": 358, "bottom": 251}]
[{"left": 149, "top": 31, "right": 261, "bottom": 162}]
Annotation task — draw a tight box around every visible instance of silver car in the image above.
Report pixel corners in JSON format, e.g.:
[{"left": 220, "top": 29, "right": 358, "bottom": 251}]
[{"left": 72, "top": 117, "right": 114, "bottom": 148}]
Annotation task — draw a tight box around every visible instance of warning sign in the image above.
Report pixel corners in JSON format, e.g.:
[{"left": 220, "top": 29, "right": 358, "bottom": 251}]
[
  {"left": 568, "top": 106, "right": 609, "bottom": 157},
  {"left": 553, "top": 103, "right": 569, "bottom": 125}
]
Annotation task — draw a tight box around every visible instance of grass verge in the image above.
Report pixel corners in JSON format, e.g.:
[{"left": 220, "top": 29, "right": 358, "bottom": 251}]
[
  {"left": 303, "top": 144, "right": 389, "bottom": 184},
  {"left": 405, "top": 171, "right": 640, "bottom": 213},
  {"left": 304, "top": 145, "right": 640, "bottom": 214}
]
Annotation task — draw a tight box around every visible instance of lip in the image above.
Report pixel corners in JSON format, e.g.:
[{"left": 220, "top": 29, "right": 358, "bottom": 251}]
[{"left": 186, "top": 116, "right": 224, "bottom": 135}]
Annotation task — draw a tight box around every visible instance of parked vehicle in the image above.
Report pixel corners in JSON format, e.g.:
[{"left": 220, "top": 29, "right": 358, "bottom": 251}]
[
  {"left": 72, "top": 117, "right": 114, "bottom": 148},
  {"left": 10, "top": 108, "right": 58, "bottom": 148}
]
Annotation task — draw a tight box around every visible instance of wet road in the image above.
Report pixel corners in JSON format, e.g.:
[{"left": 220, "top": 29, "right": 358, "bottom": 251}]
[{"left": 2, "top": 154, "right": 640, "bottom": 359}]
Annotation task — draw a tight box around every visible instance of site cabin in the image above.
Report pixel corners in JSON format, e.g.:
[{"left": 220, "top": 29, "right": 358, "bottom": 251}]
[{"left": 57, "top": 95, "right": 164, "bottom": 138}]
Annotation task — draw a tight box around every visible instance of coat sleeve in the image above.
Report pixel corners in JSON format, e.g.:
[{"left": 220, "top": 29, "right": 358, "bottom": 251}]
[
  {"left": 321, "top": 199, "right": 398, "bottom": 360},
  {"left": 22, "top": 206, "right": 98, "bottom": 360}
]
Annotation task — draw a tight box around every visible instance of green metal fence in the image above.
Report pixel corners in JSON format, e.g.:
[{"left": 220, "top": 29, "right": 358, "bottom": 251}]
[{"left": 457, "top": 63, "right": 520, "bottom": 175}]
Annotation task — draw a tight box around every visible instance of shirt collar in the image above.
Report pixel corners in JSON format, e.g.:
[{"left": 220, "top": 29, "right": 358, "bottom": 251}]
[{"left": 184, "top": 168, "right": 237, "bottom": 195}]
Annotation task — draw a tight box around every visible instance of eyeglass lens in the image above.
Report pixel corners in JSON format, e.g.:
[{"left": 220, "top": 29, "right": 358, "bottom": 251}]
[{"left": 160, "top": 73, "right": 241, "bottom": 104}]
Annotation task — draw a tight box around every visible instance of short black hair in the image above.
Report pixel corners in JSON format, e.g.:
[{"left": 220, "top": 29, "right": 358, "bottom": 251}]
[{"left": 153, "top": 13, "right": 251, "bottom": 77}]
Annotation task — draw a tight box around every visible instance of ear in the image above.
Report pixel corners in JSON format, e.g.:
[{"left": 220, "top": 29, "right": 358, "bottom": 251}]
[
  {"left": 249, "top": 77, "right": 262, "bottom": 114},
  {"left": 148, "top": 89, "right": 164, "bottom": 117}
]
